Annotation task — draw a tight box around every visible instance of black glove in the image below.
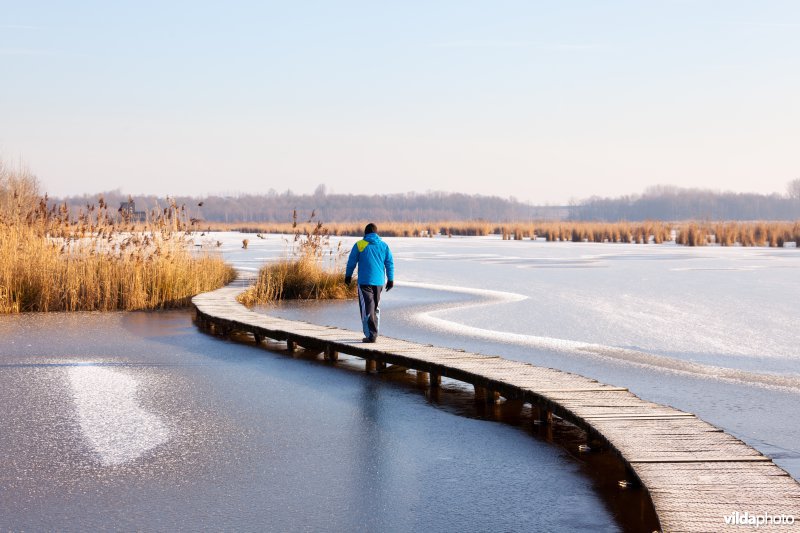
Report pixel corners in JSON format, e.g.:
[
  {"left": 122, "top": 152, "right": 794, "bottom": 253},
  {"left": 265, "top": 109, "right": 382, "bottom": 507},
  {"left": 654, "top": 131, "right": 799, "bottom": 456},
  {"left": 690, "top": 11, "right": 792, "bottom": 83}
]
[
  {"left": 344, "top": 276, "right": 352, "bottom": 286},
  {"left": 385, "top": 280, "right": 394, "bottom": 291}
]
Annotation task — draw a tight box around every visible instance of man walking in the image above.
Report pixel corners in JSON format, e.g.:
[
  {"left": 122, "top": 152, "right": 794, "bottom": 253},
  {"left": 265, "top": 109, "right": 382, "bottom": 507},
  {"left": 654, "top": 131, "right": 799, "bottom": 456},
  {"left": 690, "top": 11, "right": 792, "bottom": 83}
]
[{"left": 344, "top": 223, "right": 394, "bottom": 343}]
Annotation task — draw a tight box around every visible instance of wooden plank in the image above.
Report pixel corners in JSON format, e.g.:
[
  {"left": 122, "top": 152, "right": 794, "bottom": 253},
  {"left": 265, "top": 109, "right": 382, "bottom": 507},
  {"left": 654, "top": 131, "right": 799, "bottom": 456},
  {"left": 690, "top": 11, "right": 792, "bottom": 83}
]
[
  {"left": 536, "top": 387, "right": 629, "bottom": 393},
  {"left": 628, "top": 456, "right": 772, "bottom": 463},
  {"left": 583, "top": 413, "right": 696, "bottom": 418}
]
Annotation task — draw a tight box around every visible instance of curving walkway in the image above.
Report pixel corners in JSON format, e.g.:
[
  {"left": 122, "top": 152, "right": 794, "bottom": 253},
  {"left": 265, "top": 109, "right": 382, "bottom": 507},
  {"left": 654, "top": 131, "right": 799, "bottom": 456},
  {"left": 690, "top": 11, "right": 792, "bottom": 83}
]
[{"left": 193, "top": 279, "right": 800, "bottom": 533}]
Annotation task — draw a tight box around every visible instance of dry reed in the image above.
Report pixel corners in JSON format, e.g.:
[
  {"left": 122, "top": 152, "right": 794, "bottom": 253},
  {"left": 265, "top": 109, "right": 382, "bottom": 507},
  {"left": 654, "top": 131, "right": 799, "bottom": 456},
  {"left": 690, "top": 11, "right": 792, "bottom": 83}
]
[
  {"left": 0, "top": 162, "right": 235, "bottom": 313},
  {"left": 237, "top": 211, "right": 358, "bottom": 305},
  {"left": 218, "top": 219, "right": 496, "bottom": 238},
  {"left": 215, "top": 220, "right": 678, "bottom": 244},
  {"left": 216, "top": 219, "right": 800, "bottom": 248},
  {"left": 676, "top": 221, "right": 800, "bottom": 247}
]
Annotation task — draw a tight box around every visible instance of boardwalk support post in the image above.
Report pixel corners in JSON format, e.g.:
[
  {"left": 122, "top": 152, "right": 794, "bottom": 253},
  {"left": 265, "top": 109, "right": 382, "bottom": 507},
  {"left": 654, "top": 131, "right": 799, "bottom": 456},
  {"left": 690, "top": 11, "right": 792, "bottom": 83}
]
[
  {"left": 324, "top": 346, "right": 338, "bottom": 362},
  {"left": 473, "top": 385, "right": 499, "bottom": 403},
  {"left": 487, "top": 390, "right": 500, "bottom": 404}
]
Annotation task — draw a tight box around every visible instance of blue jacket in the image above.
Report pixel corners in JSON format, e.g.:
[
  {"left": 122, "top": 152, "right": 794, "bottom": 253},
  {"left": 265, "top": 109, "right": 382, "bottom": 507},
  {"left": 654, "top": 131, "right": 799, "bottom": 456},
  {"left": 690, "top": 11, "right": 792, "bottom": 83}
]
[{"left": 345, "top": 232, "right": 394, "bottom": 286}]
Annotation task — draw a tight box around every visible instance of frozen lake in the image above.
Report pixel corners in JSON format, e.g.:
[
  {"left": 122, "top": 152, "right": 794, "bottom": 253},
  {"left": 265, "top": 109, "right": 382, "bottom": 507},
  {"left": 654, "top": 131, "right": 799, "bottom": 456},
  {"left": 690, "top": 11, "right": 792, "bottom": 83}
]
[
  {"left": 231, "top": 233, "right": 800, "bottom": 480},
  {"left": 1, "top": 309, "right": 636, "bottom": 531},
  {"left": 2, "top": 232, "right": 650, "bottom": 531},
  {"left": 2, "top": 230, "right": 796, "bottom": 531}
]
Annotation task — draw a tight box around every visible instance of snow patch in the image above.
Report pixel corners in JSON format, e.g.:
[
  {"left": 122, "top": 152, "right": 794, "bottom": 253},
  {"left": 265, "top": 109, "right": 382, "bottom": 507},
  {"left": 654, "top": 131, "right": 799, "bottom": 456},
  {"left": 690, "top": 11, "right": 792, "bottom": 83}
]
[{"left": 68, "top": 365, "right": 170, "bottom": 466}]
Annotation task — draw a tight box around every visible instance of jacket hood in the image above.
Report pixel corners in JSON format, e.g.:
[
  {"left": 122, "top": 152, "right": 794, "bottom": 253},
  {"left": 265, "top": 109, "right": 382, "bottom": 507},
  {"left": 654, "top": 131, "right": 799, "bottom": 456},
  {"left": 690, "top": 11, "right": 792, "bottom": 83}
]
[{"left": 363, "top": 232, "right": 381, "bottom": 243}]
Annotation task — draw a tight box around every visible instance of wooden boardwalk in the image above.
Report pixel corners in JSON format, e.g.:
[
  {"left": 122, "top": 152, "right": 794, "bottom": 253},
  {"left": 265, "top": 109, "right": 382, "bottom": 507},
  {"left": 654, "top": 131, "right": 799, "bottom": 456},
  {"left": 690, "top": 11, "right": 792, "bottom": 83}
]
[{"left": 193, "top": 279, "right": 800, "bottom": 532}]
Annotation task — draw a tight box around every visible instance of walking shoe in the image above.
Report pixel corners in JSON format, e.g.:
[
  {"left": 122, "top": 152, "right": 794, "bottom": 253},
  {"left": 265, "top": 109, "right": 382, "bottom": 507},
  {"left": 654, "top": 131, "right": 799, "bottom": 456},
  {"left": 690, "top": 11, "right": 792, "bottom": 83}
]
[{"left": 362, "top": 336, "right": 377, "bottom": 343}]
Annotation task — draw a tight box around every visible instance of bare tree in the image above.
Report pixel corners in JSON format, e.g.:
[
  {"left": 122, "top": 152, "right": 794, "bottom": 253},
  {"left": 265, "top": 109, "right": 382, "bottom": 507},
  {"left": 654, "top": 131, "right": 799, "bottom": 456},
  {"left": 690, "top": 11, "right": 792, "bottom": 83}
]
[
  {"left": 0, "top": 158, "right": 40, "bottom": 218},
  {"left": 787, "top": 178, "right": 800, "bottom": 200}
]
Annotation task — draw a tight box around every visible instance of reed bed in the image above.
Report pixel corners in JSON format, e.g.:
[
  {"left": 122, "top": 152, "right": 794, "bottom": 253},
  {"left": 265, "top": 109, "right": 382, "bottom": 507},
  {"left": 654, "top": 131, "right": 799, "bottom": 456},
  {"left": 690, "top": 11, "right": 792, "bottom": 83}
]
[
  {"left": 676, "top": 221, "right": 800, "bottom": 247},
  {"left": 0, "top": 165, "right": 235, "bottom": 313},
  {"left": 217, "top": 220, "right": 674, "bottom": 243},
  {"left": 237, "top": 212, "right": 357, "bottom": 305},
  {"left": 0, "top": 225, "right": 235, "bottom": 312},
  {"left": 524, "top": 221, "right": 673, "bottom": 244},
  {"left": 216, "top": 219, "right": 800, "bottom": 248},
  {"left": 237, "top": 255, "right": 354, "bottom": 304},
  {"left": 218, "top": 220, "right": 495, "bottom": 238}
]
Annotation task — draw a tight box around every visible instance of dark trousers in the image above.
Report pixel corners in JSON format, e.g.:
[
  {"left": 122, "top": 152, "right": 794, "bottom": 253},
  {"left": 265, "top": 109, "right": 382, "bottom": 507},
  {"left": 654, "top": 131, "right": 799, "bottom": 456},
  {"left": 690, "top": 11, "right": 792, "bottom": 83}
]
[{"left": 357, "top": 285, "right": 382, "bottom": 339}]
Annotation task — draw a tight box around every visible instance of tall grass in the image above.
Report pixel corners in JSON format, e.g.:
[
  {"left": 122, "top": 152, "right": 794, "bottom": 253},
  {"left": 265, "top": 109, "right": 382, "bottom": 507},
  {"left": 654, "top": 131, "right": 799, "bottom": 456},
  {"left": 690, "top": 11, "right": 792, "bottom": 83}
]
[
  {"left": 676, "top": 221, "right": 800, "bottom": 247},
  {"left": 531, "top": 221, "right": 673, "bottom": 244},
  {"left": 220, "top": 220, "right": 495, "bottom": 238},
  {"left": 216, "top": 220, "right": 675, "bottom": 243},
  {"left": 238, "top": 212, "right": 357, "bottom": 305},
  {"left": 216, "top": 219, "right": 800, "bottom": 248},
  {"left": 0, "top": 162, "right": 235, "bottom": 313}
]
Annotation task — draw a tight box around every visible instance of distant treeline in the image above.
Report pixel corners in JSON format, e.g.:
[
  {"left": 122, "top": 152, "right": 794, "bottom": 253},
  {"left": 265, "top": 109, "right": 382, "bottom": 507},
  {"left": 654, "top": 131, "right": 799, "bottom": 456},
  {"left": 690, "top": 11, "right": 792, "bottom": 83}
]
[
  {"left": 571, "top": 185, "right": 800, "bottom": 221},
  {"left": 53, "top": 190, "right": 566, "bottom": 223},
  {"left": 52, "top": 184, "right": 800, "bottom": 223}
]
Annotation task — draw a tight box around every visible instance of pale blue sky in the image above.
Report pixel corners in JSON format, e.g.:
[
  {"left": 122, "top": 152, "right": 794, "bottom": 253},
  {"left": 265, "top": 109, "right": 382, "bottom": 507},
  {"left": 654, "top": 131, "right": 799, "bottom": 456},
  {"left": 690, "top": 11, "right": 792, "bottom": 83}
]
[{"left": 1, "top": 1, "right": 799, "bottom": 203}]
